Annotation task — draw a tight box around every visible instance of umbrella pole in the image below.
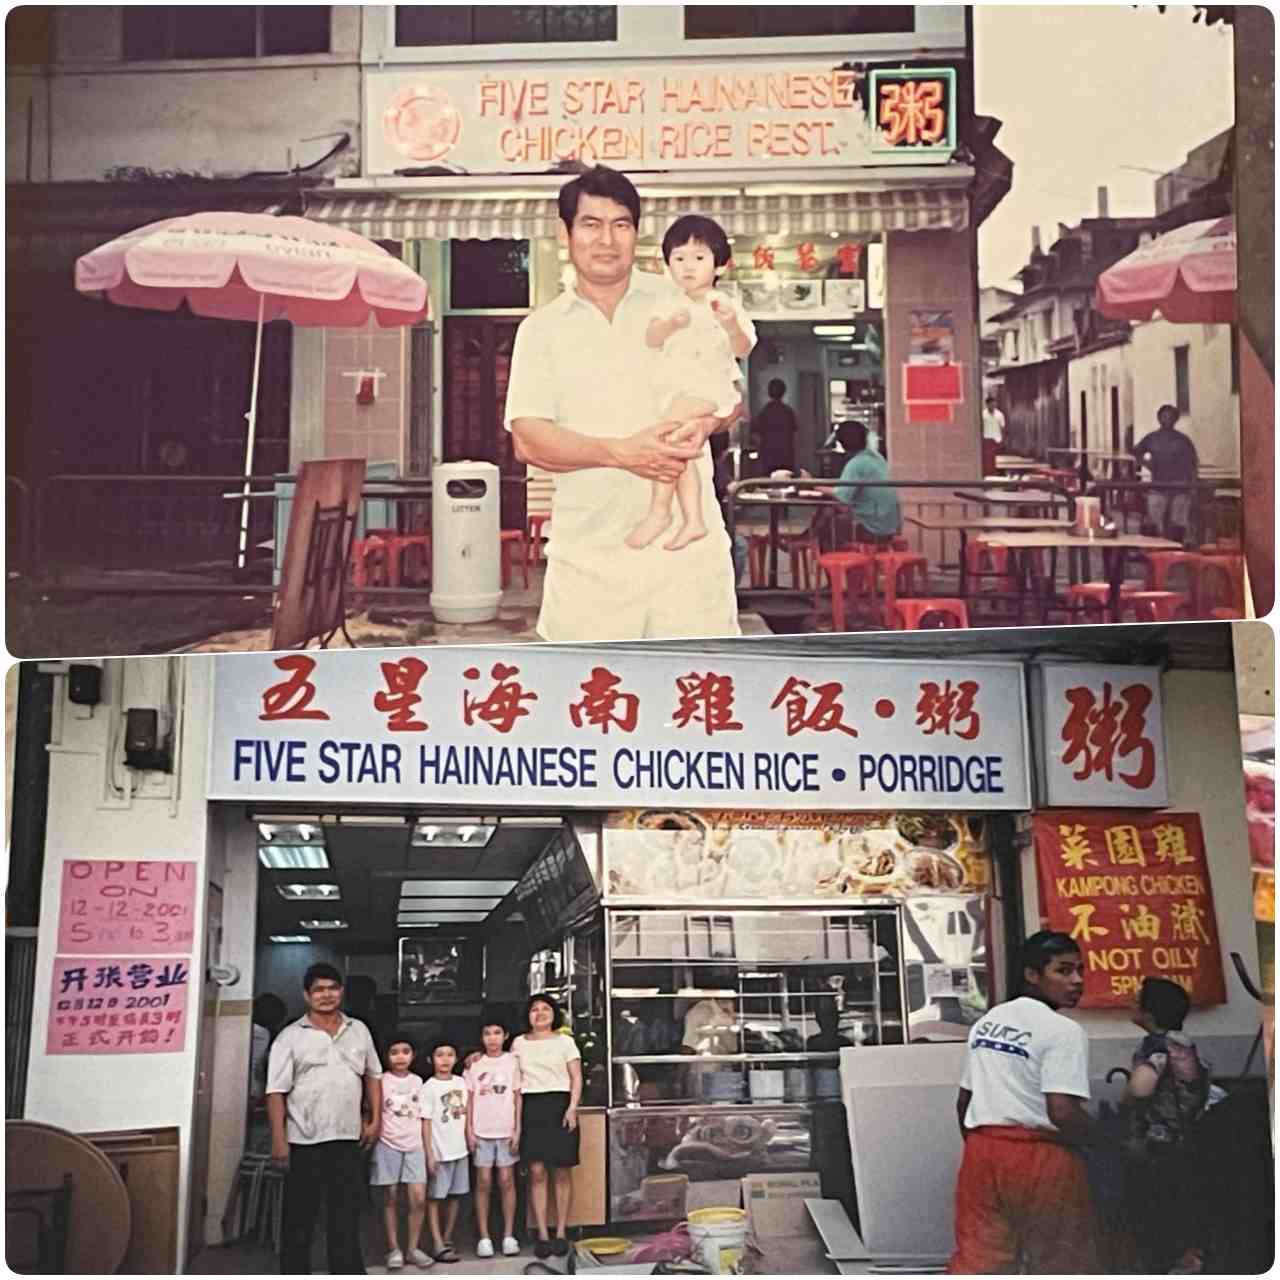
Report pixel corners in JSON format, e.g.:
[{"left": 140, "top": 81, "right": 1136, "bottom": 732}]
[{"left": 236, "top": 293, "right": 267, "bottom": 572}]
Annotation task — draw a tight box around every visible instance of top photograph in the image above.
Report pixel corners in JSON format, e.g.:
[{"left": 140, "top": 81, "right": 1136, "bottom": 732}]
[{"left": 6, "top": 5, "right": 1269, "bottom": 657}]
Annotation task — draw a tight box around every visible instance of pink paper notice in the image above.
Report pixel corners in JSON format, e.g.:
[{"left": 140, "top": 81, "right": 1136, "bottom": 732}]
[
  {"left": 47, "top": 955, "right": 190, "bottom": 1055},
  {"left": 57, "top": 860, "right": 197, "bottom": 954}
]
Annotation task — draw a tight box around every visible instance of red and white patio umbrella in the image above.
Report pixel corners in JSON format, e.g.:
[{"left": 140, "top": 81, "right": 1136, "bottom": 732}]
[
  {"left": 75, "top": 211, "right": 430, "bottom": 568},
  {"left": 1095, "top": 214, "right": 1236, "bottom": 324}
]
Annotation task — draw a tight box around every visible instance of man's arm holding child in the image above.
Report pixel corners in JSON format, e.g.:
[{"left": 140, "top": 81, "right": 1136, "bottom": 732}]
[{"left": 512, "top": 416, "right": 702, "bottom": 483}]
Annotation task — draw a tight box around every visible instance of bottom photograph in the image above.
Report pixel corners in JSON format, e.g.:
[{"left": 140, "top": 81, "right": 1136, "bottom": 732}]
[{"left": 4, "top": 622, "right": 1274, "bottom": 1276}]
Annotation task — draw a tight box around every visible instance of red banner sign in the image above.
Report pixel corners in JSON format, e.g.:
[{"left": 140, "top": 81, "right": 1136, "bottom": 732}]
[
  {"left": 1034, "top": 811, "right": 1225, "bottom": 1008},
  {"left": 57, "top": 859, "right": 197, "bottom": 954}
]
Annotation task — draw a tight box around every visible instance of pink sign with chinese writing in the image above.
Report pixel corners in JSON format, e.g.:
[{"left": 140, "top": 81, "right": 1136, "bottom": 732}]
[
  {"left": 46, "top": 955, "right": 191, "bottom": 1055},
  {"left": 57, "top": 860, "right": 197, "bottom": 955}
]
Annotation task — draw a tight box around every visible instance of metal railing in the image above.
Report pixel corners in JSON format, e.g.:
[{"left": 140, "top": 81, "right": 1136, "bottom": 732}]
[
  {"left": 726, "top": 475, "right": 1077, "bottom": 594},
  {"left": 20, "top": 470, "right": 537, "bottom": 593}
]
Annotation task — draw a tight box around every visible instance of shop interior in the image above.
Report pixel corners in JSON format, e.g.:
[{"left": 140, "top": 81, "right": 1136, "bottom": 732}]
[{"left": 209, "top": 803, "right": 1006, "bottom": 1268}]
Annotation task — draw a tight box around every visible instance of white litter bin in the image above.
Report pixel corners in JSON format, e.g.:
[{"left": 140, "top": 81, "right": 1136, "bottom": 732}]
[{"left": 430, "top": 461, "right": 502, "bottom": 624}]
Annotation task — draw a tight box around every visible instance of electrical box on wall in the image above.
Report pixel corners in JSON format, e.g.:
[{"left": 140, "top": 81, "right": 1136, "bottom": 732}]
[
  {"left": 68, "top": 663, "right": 103, "bottom": 706},
  {"left": 125, "top": 708, "right": 173, "bottom": 773}
]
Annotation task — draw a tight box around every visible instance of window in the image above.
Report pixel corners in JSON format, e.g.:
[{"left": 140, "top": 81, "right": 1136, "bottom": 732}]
[
  {"left": 7, "top": 6, "right": 54, "bottom": 65},
  {"left": 395, "top": 6, "right": 616, "bottom": 46},
  {"left": 684, "top": 6, "right": 914, "bottom": 39},
  {"left": 448, "top": 241, "right": 530, "bottom": 311},
  {"left": 1174, "top": 344, "right": 1191, "bottom": 414},
  {"left": 122, "top": 6, "right": 329, "bottom": 61}
]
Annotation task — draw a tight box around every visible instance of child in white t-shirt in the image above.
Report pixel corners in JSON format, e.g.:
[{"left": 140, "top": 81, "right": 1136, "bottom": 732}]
[
  {"left": 626, "top": 214, "right": 756, "bottom": 552},
  {"left": 369, "top": 1033, "right": 433, "bottom": 1271},
  {"left": 421, "top": 1041, "right": 471, "bottom": 1263}
]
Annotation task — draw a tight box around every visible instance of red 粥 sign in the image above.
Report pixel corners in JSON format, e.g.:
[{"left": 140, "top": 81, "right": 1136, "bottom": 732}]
[{"left": 1034, "top": 811, "right": 1224, "bottom": 1008}]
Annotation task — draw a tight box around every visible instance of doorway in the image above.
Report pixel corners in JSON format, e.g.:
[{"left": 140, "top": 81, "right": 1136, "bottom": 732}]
[{"left": 442, "top": 318, "right": 525, "bottom": 529}]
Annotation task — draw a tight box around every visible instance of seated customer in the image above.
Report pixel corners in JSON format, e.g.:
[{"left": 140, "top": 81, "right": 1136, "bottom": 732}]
[{"left": 833, "top": 420, "right": 902, "bottom": 544}]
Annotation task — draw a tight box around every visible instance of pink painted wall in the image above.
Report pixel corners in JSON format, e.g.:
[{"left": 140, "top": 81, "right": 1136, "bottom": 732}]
[{"left": 322, "top": 324, "right": 407, "bottom": 468}]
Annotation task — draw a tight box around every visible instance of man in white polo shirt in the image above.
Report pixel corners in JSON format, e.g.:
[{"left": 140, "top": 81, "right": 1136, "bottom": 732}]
[
  {"left": 505, "top": 164, "right": 742, "bottom": 641},
  {"left": 947, "top": 930, "right": 1101, "bottom": 1274},
  {"left": 267, "top": 963, "right": 383, "bottom": 1274}
]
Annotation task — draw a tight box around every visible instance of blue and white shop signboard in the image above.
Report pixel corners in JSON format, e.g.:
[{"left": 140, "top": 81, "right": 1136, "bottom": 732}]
[{"left": 208, "top": 648, "right": 1031, "bottom": 811}]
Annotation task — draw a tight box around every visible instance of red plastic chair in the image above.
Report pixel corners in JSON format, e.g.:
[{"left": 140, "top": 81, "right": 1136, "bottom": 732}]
[
  {"left": 1196, "top": 557, "right": 1244, "bottom": 617},
  {"left": 527, "top": 513, "right": 552, "bottom": 564},
  {"left": 816, "top": 550, "right": 875, "bottom": 632},
  {"left": 1135, "top": 551, "right": 1204, "bottom": 614},
  {"left": 363, "top": 528, "right": 430, "bottom": 588},
  {"left": 891, "top": 598, "right": 970, "bottom": 630},
  {"left": 349, "top": 536, "right": 390, "bottom": 588},
  {"left": 500, "top": 528, "right": 530, "bottom": 589}
]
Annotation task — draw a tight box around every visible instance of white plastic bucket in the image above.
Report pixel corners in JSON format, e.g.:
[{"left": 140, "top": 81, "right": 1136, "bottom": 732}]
[{"left": 687, "top": 1207, "right": 748, "bottom": 1274}]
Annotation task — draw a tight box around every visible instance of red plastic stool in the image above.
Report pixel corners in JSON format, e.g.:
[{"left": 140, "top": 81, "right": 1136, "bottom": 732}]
[
  {"left": 500, "top": 529, "right": 530, "bottom": 589},
  {"left": 1135, "top": 551, "right": 1203, "bottom": 613},
  {"left": 816, "top": 550, "right": 874, "bottom": 632},
  {"left": 527, "top": 513, "right": 552, "bottom": 563},
  {"left": 364, "top": 528, "right": 431, "bottom": 588},
  {"left": 872, "top": 551, "right": 928, "bottom": 627},
  {"left": 1209, "top": 605, "right": 1241, "bottom": 620},
  {"left": 891, "top": 598, "right": 970, "bottom": 630},
  {"left": 1066, "top": 581, "right": 1142, "bottom": 619},
  {"left": 349, "top": 536, "right": 389, "bottom": 588},
  {"left": 965, "top": 539, "right": 1016, "bottom": 595},
  {"left": 1125, "top": 590, "right": 1192, "bottom": 622}
]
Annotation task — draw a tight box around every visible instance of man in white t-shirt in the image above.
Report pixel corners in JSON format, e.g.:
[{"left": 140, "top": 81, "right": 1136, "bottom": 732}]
[
  {"left": 947, "top": 931, "right": 1100, "bottom": 1274},
  {"left": 982, "top": 396, "right": 1006, "bottom": 477},
  {"left": 504, "top": 165, "right": 743, "bottom": 641}
]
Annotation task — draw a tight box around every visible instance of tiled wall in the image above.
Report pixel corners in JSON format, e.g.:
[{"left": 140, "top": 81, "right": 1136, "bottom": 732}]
[{"left": 321, "top": 323, "right": 407, "bottom": 469}]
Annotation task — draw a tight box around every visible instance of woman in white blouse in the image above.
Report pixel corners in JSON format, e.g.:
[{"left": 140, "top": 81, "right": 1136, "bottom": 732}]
[{"left": 512, "top": 993, "right": 582, "bottom": 1258}]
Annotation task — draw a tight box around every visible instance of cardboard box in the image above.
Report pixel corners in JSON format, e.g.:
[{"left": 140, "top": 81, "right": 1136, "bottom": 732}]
[
  {"left": 686, "top": 1180, "right": 742, "bottom": 1214},
  {"left": 741, "top": 1171, "right": 822, "bottom": 1240}
]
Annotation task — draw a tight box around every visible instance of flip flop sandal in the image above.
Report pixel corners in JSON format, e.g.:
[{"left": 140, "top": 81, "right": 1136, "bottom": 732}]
[
  {"left": 533, "top": 1240, "right": 553, "bottom": 1260},
  {"left": 551, "top": 1238, "right": 570, "bottom": 1257},
  {"left": 433, "top": 1246, "right": 460, "bottom": 1264}
]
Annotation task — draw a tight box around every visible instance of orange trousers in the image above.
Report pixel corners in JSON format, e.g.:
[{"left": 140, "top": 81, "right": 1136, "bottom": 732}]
[{"left": 947, "top": 1126, "right": 1100, "bottom": 1274}]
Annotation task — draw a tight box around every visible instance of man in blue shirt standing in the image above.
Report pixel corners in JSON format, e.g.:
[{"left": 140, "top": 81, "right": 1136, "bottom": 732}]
[{"left": 833, "top": 419, "right": 902, "bottom": 543}]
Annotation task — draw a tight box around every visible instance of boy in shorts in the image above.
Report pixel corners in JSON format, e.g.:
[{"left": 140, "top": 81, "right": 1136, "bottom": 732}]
[
  {"left": 422, "top": 1040, "right": 470, "bottom": 1263},
  {"left": 465, "top": 1014, "right": 524, "bottom": 1258},
  {"left": 369, "top": 1033, "right": 433, "bottom": 1270}
]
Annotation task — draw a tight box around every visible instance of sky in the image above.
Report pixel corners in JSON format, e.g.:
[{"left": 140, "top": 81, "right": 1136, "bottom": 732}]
[{"left": 974, "top": 5, "right": 1236, "bottom": 289}]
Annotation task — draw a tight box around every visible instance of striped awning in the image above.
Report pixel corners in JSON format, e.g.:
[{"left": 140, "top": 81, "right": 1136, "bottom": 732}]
[{"left": 304, "top": 184, "right": 969, "bottom": 241}]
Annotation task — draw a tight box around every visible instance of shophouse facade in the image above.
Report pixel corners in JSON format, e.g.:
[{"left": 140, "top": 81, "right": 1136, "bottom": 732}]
[{"left": 5, "top": 627, "right": 1266, "bottom": 1268}]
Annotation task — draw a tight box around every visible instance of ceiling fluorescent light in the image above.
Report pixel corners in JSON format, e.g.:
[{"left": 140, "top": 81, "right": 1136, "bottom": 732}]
[
  {"left": 411, "top": 820, "right": 495, "bottom": 849},
  {"left": 400, "top": 880, "right": 518, "bottom": 897},
  {"left": 269, "top": 934, "right": 313, "bottom": 943},
  {"left": 277, "top": 883, "right": 342, "bottom": 901},
  {"left": 396, "top": 897, "right": 501, "bottom": 911},
  {"left": 499, "top": 816, "right": 563, "bottom": 828},
  {"left": 257, "top": 821, "right": 322, "bottom": 844},
  {"left": 337, "top": 814, "right": 407, "bottom": 828},
  {"left": 397, "top": 912, "right": 489, "bottom": 924},
  {"left": 812, "top": 324, "right": 858, "bottom": 338},
  {"left": 299, "top": 918, "right": 348, "bottom": 930},
  {"left": 259, "top": 845, "right": 330, "bottom": 870}
]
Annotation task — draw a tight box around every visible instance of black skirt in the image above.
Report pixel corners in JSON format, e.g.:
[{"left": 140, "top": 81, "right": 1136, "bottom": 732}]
[{"left": 521, "top": 1091, "right": 580, "bottom": 1168}]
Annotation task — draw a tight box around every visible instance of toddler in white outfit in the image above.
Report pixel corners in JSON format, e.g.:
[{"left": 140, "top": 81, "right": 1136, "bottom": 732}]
[{"left": 627, "top": 215, "right": 756, "bottom": 551}]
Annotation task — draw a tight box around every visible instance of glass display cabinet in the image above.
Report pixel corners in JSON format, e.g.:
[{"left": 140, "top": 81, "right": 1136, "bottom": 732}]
[{"left": 606, "top": 907, "right": 905, "bottom": 1107}]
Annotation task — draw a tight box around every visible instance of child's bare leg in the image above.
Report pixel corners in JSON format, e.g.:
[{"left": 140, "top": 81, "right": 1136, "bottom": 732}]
[
  {"left": 383, "top": 1186, "right": 401, "bottom": 1252},
  {"left": 498, "top": 1165, "right": 517, "bottom": 1239},
  {"left": 442, "top": 1197, "right": 460, "bottom": 1244},
  {"left": 406, "top": 1184, "right": 426, "bottom": 1256},
  {"left": 665, "top": 464, "right": 707, "bottom": 550},
  {"left": 474, "top": 1165, "right": 492, "bottom": 1239},
  {"left": 662, "top": 393, "right": 715, "bottom": 550},
  {"left": 426, "top": 1199, "right": 445, "bottom": 1252},
  {"left": 625, "top": 479, "right": 677, "bottom": 549}
]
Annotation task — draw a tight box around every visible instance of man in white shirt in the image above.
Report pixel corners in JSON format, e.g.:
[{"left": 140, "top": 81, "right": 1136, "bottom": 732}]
[
  {"left": 505, "top": 165, "right": 742, "bottom": 641},
  {"left": 947, "top": 931, "right": 1100, "bottom": 1274},
  {"left": 267, "top": 964, "right": 383, "bottom": 1274},
  {"left": 982, "top": 396, "right": 1006, "bottom": 477}
]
